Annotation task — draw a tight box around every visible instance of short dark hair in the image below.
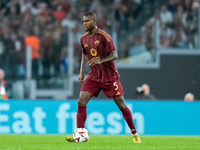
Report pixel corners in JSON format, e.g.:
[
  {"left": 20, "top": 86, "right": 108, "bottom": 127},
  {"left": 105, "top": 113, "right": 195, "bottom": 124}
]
[{"left": 84, "top": 11, "right": 97, "bottom": 21}]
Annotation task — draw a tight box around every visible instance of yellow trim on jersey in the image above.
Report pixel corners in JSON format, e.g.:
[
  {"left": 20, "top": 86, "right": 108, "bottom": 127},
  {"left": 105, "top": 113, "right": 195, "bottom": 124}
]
[
  {"left": 81, "top": 32, "right": 89, "bottom": 38},
  {"left": 97, "top": 29, "right": 111, "bottom": 42}
]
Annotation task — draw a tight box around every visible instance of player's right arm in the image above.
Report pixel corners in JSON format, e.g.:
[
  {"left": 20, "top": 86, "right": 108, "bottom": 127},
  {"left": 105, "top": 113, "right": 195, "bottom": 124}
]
[{"left": 79, "top": 52, "right": 88, "bottom": 83}]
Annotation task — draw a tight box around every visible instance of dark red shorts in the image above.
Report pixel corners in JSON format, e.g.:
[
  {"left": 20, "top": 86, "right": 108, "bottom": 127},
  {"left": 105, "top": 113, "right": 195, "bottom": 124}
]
[{"left": 81, "top": 78, "right": 124, "bottom": 98}]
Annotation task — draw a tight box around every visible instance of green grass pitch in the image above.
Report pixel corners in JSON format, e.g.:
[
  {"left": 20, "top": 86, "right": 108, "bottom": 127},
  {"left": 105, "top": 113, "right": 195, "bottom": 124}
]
[{"left": 0, "top": 135, "right": 199, "bottom": 150}]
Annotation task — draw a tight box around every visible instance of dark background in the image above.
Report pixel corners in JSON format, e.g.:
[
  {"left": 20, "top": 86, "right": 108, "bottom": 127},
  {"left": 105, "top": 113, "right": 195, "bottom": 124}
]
[{"left": 70, "top": 52, "right": 200, "bottom": 100}]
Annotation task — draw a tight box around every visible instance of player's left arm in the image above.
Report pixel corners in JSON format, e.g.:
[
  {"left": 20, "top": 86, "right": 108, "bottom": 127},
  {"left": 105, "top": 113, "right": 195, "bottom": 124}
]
[
  {"left": 88, "top": 50, "right": 118, "bottom": 66},
  {"left": 89, "top": 32, "right": 117, "bottom": 66}
]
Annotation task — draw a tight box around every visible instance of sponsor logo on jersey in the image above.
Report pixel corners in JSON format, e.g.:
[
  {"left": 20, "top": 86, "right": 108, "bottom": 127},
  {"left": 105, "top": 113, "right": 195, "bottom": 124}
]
[{"left": 90, "top": 48, "right": 97, "bottom": 56}]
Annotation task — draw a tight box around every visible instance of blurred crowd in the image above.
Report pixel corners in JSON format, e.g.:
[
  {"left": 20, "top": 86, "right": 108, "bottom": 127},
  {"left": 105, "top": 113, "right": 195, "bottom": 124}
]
[
  {"left": 118, "top": 0, "right": 200, "bottom": 63},
  {"left": 0, "top": 0, "right": 116, "bottom": 80},
  {"left": 154, "top": 0, "right": 199, "bottom": 50},
  {"left": 0, "top": 0, "right": 199, "bottom": 81}
]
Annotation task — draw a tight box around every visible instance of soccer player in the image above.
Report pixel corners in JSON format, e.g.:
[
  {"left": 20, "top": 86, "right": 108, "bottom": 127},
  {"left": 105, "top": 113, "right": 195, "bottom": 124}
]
[{"left": 65, "top": 11, "right": 141, "bottom": 143}]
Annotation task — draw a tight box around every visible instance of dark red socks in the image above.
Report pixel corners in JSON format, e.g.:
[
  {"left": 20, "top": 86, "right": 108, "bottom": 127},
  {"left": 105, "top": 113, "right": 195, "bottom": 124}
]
[
  {"left": 77, "top": 105, "right": 137, "bottom": 134},
  {"left": 122, "top": 106, "right": 137, "bottom": 134},
  {"left": 76, "top": 106, "right": 87, "bottom": 128}
]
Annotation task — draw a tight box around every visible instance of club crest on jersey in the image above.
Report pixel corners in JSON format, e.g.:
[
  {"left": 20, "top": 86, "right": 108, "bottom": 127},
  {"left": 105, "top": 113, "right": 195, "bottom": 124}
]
[
  {"left": 95, "top": 40, "right": 100, "bottom": 46},
  {"left": 90, "top": 48, "right": 97, "bottom": 56},
  {"left": 84, "top": 44, "right": 88, "bottom": 48}
]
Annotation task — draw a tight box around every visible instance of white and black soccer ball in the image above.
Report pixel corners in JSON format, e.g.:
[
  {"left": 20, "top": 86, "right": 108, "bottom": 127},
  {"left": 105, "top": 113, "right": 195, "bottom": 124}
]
[{"left": 73, "top": 128, "right": 90, "bottom": 142}]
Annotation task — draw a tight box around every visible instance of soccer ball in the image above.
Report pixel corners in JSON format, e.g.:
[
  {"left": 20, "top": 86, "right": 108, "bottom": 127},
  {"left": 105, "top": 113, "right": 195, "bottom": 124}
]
[{"left": 73, "top": 128, "right": 90, "bottom": 142}]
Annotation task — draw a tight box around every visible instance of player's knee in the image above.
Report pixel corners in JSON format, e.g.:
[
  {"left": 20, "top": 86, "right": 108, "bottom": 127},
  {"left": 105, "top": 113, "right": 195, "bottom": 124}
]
[
  {"left": 77, "top": 98, "right": 87, "bottom": 106},
  {"left": 116, "top": 100, "right": 126, "bottom": 111},
  {"left": 118, "top": 103, "right": 126, "bottom": 111}
]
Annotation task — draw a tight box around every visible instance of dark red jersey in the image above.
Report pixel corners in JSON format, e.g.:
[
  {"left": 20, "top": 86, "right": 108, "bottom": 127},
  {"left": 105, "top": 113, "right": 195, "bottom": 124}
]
[{"left": 80, "top": 28, "right": 120, "bottom": 82}]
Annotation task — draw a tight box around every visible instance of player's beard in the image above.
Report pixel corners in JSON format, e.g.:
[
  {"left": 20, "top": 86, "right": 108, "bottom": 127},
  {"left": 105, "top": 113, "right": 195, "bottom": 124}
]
[
  {"left": 85, "top": 27, "right": 91, "bottom": 32},
  {"left": 85, "top": 25, "right": 94, "bottom": 32}
]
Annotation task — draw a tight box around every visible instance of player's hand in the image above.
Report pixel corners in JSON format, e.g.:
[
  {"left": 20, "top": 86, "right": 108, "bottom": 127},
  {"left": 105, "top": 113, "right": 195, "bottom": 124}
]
[
  {"left": 79, "top": 72, "right": 85, "bottom": 83},
  {"left": 88, "top": 58, "right": 101, "bottom": 66}
]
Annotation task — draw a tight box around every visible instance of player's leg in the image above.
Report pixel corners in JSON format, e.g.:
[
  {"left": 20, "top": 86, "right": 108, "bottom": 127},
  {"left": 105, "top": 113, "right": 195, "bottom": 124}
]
[
  {"left": 65, "top": 91, "right": 92, "bottom": 142},
  {"left": 76, "top": 78, "right": 101, "bottom": 128},
  {"left": 114, "top": 96, "right": 141, "bottom": 143},
  {"left": 77, "top": 91, "right": 92, "bottom": 128},
  {"left": 65, "top": 78, "right": 100, "bottom": 142},
  {"left": 102, "top": 79, "right": 141, "bottom": 143},
  {"left": 114, "top": 96, "right": 137, "bottom": 133}
]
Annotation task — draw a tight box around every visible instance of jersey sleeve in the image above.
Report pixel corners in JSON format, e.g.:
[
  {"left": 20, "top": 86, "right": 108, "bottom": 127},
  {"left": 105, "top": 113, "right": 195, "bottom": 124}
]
[{"left": 80, "top": 39, "right": 86, "bottom": 54}]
